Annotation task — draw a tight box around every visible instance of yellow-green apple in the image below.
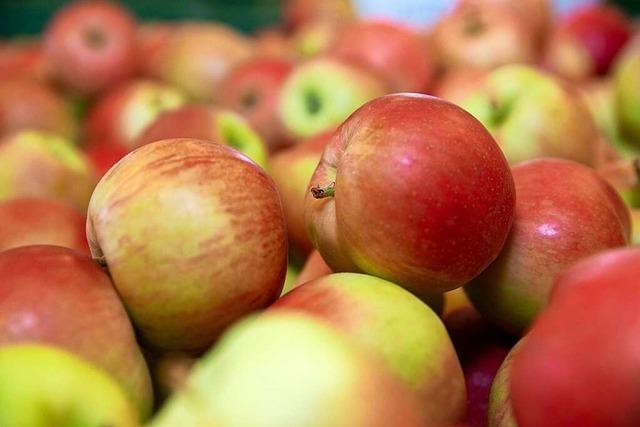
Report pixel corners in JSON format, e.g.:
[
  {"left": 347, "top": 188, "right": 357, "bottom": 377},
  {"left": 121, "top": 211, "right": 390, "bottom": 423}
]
[
  {"left": 597, "top": 158, "right": 640, "bottom": 208},
  {"left": 87, "top": 139, "right": 287, "bottom": 352},
  {"left": 135, "top": 22, "right": 174, "bottom": 79},
  {"left": 270, "top": 131, "right": 330, "bottom": 255},
  {"left": 444, "top": 306, "right": 515, "bottom": 427},
  {"left": 431, "top": 0, "right": 535, "bottom": 72},
  {"left": 510, "top": 247, "right": 640, "bottom": 426},
  {"left": 0, "top": 198, "right": 89, "bottom": 254},
  {"left": 271, "top": 272, "right": 466, "bottom": 425},
  {"left": 282, "top": 0, "right": 354, "bottom": 30},
  {"left": 632, "top": 209, "right": 640, "bottom": 245},
  {"left": 306, "top": 93, "right": 515, "bottom": 295},
  {"left": 460, "top": 64, "right": 600, "bottom": 166},
  {"left": 85, "top": 79, "right": 186, "bottom": 151},
  {"left": 465, "top": 158, "right": 630, "bottom": 335},
  {"left": 291, "top": 20, "right": 341, "bottom": 59},
  {"left": 0, "top": 130, "right": 96, "bottom": 210},
  {"left": 0, "top": 40, "right": 50, "bottom": 82},
  {"left": 294, "top": 249, "right": 332, "bottom": 287},
  {"left": 543, "top": 4, "right": 632, "bottom": 81},
  {"left": 150, "top": 312, "right": 427, "bottom": 427},
  {"left": 330, "top": 20, "right": 435, "bottom": 93},
  {"left": 0, "top": 245, "right": 153, "bottom": 418},
  {"left": 487, "top": 340, "right": 521, "bottom": 427},
  {"left": 0, "top": 78, "right": 75, "bottom": 139},
  {"left": 43, "top": 0, "right": 137, "bottom": 94},
  {"left": 132, "top": 105, "right": 268, "bottom": 169},
  {"left": 278, "top": 58, "right": 388, "bottom": 139},
  {"left": 157, "top": 23, "right": 254, "bottom": 101},
  {"left": 280, "top": 263, "right": 300, "bottom": 296},
  {"left": 217, "top": 57, "right": 294, "bottom": 150},
  {"left": 614, "top": 34, "right": 640, "bottom": 145},
  {"left": 0, "top": 344, "right": 139, "bottom": 427}
]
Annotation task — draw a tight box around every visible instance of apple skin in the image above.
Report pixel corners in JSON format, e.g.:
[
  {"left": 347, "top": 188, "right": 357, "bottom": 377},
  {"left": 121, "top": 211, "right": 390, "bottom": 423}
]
[
  {"left": 278, "top": 58, "right": 388, "bottom": 139},
  {"left": 86, "top": 79, "right": 186, "bottom": 150},
  {"left": 0, "top": 40, "right": 50, "bottom": 82},
  {"left": 0, "top": 198, "right": 89, "bottom": 254},
  {"left": 486, "top": 341, "right": 521, "bottom": 427},
  {"left": 293, "top": 249, "right": 332, "bottom": 287},
  {"left": 461, "top": 64, "right": 599, "bottom": 166},
  {"left": 85, "top": 138, "right": 130, "bottom": 178},
  {"left": 632, "top": 209, "right": 640, "bottom": 245},
  {"left": 43, "top": 0, "right": 137, "bottom": 94},
  {"left": 0, "top": 344, "right": 139, "bottom": 427},
  {"left": 432, "top": 68, "right": 488, "bottom": 106},
  {"left": 0, "top": 130, "right": 96, "bottom": 210},
  {"left": 270, "top": 131, "right": 331, "bottom": 255},
  {"left": 150, "top": 312, "right": 427, "bottom": 427},
  {"left": 291, "top": 20, "right": 342, "bottom": 59},
  {"left": 0, "top": 245, "right": 153, "bottom": 419},
  {"left": 157, "top": 23, "right": 254, "bottom": 101},
  {"left": 432, "top": 0, "right": 535, "bottom": 72},
  {"left": 135, "top": 22, "right": 174, "bottom": 79},
  {"left": 466, "top": 158, "right": 630, "bottom": 336},
  {"left": 544, "top": 4, "right": 632, "bottom": 80},
  {"left": 271, "top": 272, "right": 466, "bottom": 425},
  {"left": 509, "top": 247, "right": 640, "bottom": 427},
  {"left": 306, "top": 93, "right": 515, "bottom": 295},
  {"left": 0, "top": 78, "right": 75, "bottom": 139},
  {"left": 217, "top": 57, "right": 294, "bottom": 150},
  {"left": 87, "top": 139, "right": 287, "bottom": 352},
  {"left": 330, "top": 20, "right": 435, "bottom": 93},
  {"left": 596, "top": 158, "right": 640, "bottom": 208},
  {"left": 614, "top": 34, "right": 640, "bottom": 145},
  {"left": 282, "top": 0, "right": 354, "bottom": 30},
  {"left": 132, "top": 105, "right": 269, "bottom": 169}
]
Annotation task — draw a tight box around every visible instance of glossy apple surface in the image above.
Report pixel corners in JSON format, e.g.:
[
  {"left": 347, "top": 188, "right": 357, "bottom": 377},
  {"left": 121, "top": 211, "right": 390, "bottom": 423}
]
[
  {"left": 87, "top": 139, "right": 287, "bottom": 352},
  {"left": 306, "top": 94, "right": 515, "bottom": 295}
]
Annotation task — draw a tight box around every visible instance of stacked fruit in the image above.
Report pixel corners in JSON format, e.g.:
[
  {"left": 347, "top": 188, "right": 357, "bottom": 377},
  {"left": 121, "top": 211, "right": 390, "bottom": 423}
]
[{"left": 0, "top": 0, "right": 639, "bottom": 426}]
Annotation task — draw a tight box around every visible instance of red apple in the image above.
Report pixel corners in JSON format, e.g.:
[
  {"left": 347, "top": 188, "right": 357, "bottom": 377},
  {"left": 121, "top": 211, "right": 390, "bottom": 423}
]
[
  {"left": 306, "top": 93, "right": 515, "bottom": 295},
  {"left": 85, "top": 79, "right": 186, "bottom": 150},
  {"left": 43, "top": 0, "right": 137, "bottom": 94},
  {"left": 0, "top": 245, "right": 153, "bottom": 418},
  {"left": 0, "top": 78, "right": 75, "bottom": 139},
  {"left": 510, "top": 247, "right": 640, "bottom": 427},
  {"left": 544, "top": 4, "right": 632, "bottom": 80},
  {"left": 217, "top": 57, "right": 294, "bottom": 150},
  {"left": 270, "top": 132, "right": 331, "bottom": 255},
  {"left": 0, "top": 198, "right": 88, "bottom": 254},
  {"left": 135, "top": 22, "right": 174, "bottom": 78},
  {"left": 253, "top": 28, "right": 293, "bottom": 59},
  {"left": 84, "top": 139, "right": 129, "bottom": 178},
  {"left": 432, "top": 0, "right": 535, "bottom": 71},
  {"left": 157, "top": 23, "right": 254, "bottom": 101},
  {"left": 466, "top": 158, "right": 630, "bottom": 335},
  {"left": 132, "top": 105, "right": 268, "bottom": 169},
  {"left": 87, "top": 139, "right": 288, "bottom": 352},
  {"left": 293, "top": 249, "right": 332, "bottom": 287},
  {"left": 331, "top": 20, "right": 435, "bottom": 93},
  {"left": 282, "top": 0, "right": 354, "bottom": 30},
  {"left": 0, "top": 40, "right": 50, "bottom": 82}
]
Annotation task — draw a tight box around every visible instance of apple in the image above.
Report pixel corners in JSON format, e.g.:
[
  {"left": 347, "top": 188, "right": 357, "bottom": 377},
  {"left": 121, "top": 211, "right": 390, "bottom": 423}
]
[
  {"left": 270, "top": 131, "right": 330, "bottom": 255},
  {"left": 157, "top": 23, "right": 254, "bottom": 101},
  {"left": 150, "top": 312, "right": 426, "bottom": 427},
  {"left": 86, "top": 79, "right": 186, "bottom": 151},
  {"left": 432, "top": 68, "right": 488, "bottom": 106},
  {"left": 431, "top": 0, "right": 535, "bottom": 72},
  {"left": 597, "top": 158, "right": 640, "bottom": 208},
  {"left": 292, "top": 249, "right": 332, "bottom": 287},
  {"left": 282, "top": 0, "right": 354, "bottom": 30},
  {"left": 85, "top": 138, "right": 130, "bottom": 178},
  {"left": 272, "top": 272, "right": 466, "bottom": 425},
  {"left": 132, "top": 105, "right": 269, "bottom": 169},
  {"left": 632, "top": 209, "right": 640, "bottom": 245},
  {"left": 135, "top": 22, "right": 174, "bottom": 78},
  {"left": 0, "top": 245, "right": 153, "bottom": 418},
  {"left": 278, "top": 58, "right": 388, "bottom": 139},
  {"left": 87, "top": 139, "right": 287, "bottom": 352},
  {"left": 305, "top": 93, "right": 515, "bottom": 295},
  {"left": 0, "top": 198, "right": 89, "bottom": 254},
  {"left": 0, "top": 78, "right": 75, "bottom": 139},
  {"left": 510, "top": 247, "right": 640, "bottom": 426},
  {"left": 487, "top": 341, "right": 521, "bottom": 427},
  {"left": 489, "top": 0, "right": 552, "bottom": 48},
  {"left": 0, "top": 39, "right": 50, "bottom": 82},
  {"left": 217, "top": 57, "right": 294, "bottom": 150},
  {"left": 465, "top": 158, "right": 630, "bottom": 335},
  {"left": 254, "top": 28, "right": 292, "bottom": 59},
  {"left": 460, "top": 64, "right": 600, "bottom": 166},
  {"left": 0, "top": 130, "right": 96, "bottom": 210},
  {"left": 614, "top": 34, "right": 640, "bottom": 145},
  {"left": 0, "top": 344, "right": 139, "bottom": 427},
  {"left": 544, "top": 4, "right": 632, "bottom": 80},
  {"left": 330, "top": 20, "right": 435, "bottom": 93},
  {"left": 280, "top": 263, "right": 300, "bottom": 296},
  {"left": 443, "top": 287, "right": 473, "bottom": 317},
  {"left": 144, "top": 350, "right": 195, "bottom": 404},
  {"left": 291, "top": 20, "right": 341, "bottom": 58},
  {"left": 43, "top": 0, "right": 137, "bottom": 94}
]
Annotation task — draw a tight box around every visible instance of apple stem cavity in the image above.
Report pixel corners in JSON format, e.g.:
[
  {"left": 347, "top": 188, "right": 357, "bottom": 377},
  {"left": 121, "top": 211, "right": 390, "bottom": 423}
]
[
  {"left": 310, "top": 182, "right": 336, "bottom": 199},
  {"left": 85, "top": 27, "right": 107, "bottom": 50}
]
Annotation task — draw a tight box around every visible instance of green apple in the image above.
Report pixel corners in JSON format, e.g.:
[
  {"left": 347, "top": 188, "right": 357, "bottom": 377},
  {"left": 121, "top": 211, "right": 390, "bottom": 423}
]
[
  {"left": 150, "top": 312, "right": 427, "bottom": 427},
  {"left": 272, "top": 272, "right": 466, "bottom": 425},
  {"left": 278, "top": 58, "right": 387, "bottom": 138},
  {"left": 0, "top": 344, "right": 139, "bottom": 427},
  {"left": 87, "top": 139, "right": 287, "bottom": 352},
  {"left": 614, "top": 35, "right": 640, "bottom": 145},
  {"left": 280, "top": 263, "right": 300, "bottom": 296},
  {"left": 0, "top": 130, "right": 96, "bottom": 210},
  {"left": 461, "top": 64, "right": 599, "bottom": 166}
]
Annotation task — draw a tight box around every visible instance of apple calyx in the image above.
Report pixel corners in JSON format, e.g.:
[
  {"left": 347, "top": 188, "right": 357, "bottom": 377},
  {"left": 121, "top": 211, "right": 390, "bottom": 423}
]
[
  {"left": 463, "top": 8, "right": 485, "bottom": 37},
  {"left": 311, "top": 181, "right": 335, "bottom": 199},
  {"left": 85, "top": 27, "right": 107, "bottom": 50}
]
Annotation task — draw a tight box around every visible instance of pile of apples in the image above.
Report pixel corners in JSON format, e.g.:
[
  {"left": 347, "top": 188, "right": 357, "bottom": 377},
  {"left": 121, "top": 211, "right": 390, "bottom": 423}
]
[{"left": 1, "top": 0, "right": 640, "bottom": 425}]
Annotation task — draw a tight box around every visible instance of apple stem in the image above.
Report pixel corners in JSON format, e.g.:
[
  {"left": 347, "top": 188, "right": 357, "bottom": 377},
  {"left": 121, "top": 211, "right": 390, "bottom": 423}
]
[{"left": 310, "top": 182, "right": 335, "bottom": 199}]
